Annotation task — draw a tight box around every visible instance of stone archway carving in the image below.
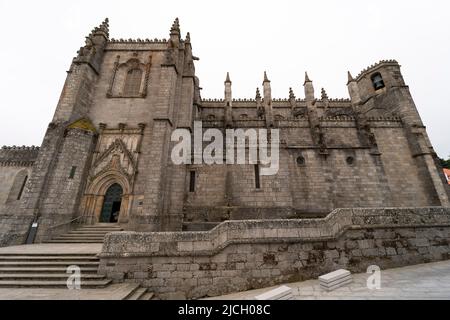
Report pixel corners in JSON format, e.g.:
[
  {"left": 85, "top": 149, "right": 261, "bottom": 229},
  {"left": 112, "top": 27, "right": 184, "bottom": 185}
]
[{"left": 81, "top": 170, "right": 132, "bottom": 224}]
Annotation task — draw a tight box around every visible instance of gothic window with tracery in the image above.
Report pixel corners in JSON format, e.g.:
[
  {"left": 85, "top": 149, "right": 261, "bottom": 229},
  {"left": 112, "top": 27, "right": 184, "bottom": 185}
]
[{"left": 123, "top": 68, "right": 143, "bottom": 96}]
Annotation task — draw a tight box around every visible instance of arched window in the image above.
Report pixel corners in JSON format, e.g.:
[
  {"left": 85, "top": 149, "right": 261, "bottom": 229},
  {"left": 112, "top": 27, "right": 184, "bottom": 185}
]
[
  {"left": 7, "top": 170, "right": 28, "bottom": 202},
  {"left": 371, "top": 72, "right": 385, "bottom": 90},
  {"left": 123, "top": 68, "right": 143, "bottom": 96}
]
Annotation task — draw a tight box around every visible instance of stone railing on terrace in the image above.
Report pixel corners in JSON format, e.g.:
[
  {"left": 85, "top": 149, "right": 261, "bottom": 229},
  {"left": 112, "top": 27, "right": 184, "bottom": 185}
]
[{"left": 100, "top": 207, "right": 450, "bottom": 258}]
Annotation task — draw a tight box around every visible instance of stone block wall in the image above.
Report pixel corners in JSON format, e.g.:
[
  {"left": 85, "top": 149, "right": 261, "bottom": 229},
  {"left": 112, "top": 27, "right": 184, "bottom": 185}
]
[
  {"left": 99, "top": 207, "right": 450, "bottom": 299},
  {"left": 0, "top": 147, "right": 39, "bottom": 246}
]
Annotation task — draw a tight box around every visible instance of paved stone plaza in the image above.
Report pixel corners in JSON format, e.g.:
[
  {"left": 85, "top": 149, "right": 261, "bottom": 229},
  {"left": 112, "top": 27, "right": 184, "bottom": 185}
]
[
  {"left": 207, "top": 260, "right": 450, "bottom": 300},
  {"left": 0, "top": 258, "right": 449, "bottom": 300}
]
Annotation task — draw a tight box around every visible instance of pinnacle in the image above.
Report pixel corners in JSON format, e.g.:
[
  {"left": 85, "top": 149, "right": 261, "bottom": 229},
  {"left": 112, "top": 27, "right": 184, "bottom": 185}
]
[
  {"left": 185, "top": 32, "right": 191, "bottom": 43},
  {"left": 304, "top": 72, "right": 312, "bottom": 84},
  {"left": 170, "top": 17, "right": 180, "bottom": 34},
  {"left": 347, "top": 71, "right": 354, "bottom": 84},
  {"left": 90, "top": 17, "right": 109, "bottom": 38},
  {"left": 289, "top": 87, "right": 295, "bottom": 100},
  {"left": 263, "top": 71, "right": 270, "bottom": 83},
  {"left": 321, "top": 88, "right": 329, "bottom": 100},
  {"left": 255, "top": 88, "right": 261, "bottom": 100},
  {"left": 225, "top": 72, "right": 231, "bottom": 84}
]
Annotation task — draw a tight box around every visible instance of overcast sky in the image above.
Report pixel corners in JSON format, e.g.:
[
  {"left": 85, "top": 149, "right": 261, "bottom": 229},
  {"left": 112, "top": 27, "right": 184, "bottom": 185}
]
[{"left": 0, "top": 0, "right": 449, "bottom": 157}]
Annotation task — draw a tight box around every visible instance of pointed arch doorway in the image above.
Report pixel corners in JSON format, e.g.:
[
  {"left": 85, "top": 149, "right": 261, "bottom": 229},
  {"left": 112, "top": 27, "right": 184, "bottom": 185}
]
[{"left": 100, "top": 183, "right": 123, "bottom": 223}]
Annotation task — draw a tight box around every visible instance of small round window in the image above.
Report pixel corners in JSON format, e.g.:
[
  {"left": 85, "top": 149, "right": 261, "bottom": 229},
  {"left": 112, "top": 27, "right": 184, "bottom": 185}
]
[
  {"left": 346, "top": 156, "right": 355, "bottom": 165},
  {"left": 296, "top": 156, "right": 305, "bottom": 166}
]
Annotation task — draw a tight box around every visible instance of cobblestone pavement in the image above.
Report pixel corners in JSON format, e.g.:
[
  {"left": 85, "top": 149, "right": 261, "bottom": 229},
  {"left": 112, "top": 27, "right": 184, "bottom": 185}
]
[{"left": 206, "top": 260, "right": 450, "bottom": 300}]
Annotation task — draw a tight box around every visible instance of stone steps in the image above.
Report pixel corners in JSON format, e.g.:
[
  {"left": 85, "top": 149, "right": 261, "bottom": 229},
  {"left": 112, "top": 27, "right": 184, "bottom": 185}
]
[
  {"left": 123, "top": 284, "right": 154, "bottom": 300},
  {"left": 0, "top": 267, "right": 99, "bottom": 273},
  {"left": 0, "top": 273, "right": 107, "bottom": 280},
  {"left": 0, "top": 252, "right": 112, "bottom": 289},
  {"left": 0, "top": 246, "right": 155, "bottom": 297},
  {"left": 0, "top": 261, "right": 100, "bottom": 267},
  {"left": 45, "top": 224, "right": 124, "bottom": 244},
  {"left": 0, "top": 279, "right": 112, "bottom": 288},
  {"left": 0, "top": 255, "right": 99, "bottom": 261}
]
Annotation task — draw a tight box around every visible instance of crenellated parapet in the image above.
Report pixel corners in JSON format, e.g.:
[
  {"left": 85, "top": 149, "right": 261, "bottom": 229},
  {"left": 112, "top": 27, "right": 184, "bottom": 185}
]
[
  {"left": 109, "top": 38, "right": 169, "bottom": 44},
  {"left": 0, "top": 146, "right": 40, "bottom": 167},
  {"left": 355, "top": 59, "right": 399, "bottom": 81}
]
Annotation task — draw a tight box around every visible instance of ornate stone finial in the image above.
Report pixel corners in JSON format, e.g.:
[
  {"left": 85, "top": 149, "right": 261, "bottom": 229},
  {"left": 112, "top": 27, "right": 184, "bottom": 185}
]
[
  {"left": 304, "top": 72, "right": 312, "bottom": 84},
  {"left": 185, "top": 32, "right": 191, "bottom": 43},
  {"left": 170, "top": 17, "right": 180, "bottom": 34},
  {"left": 225, "top": 72, "right": 231, "bottom": 84},
  {"left": 289, "top": 87, "right": 296, "bottom": 100},
  {"left": 263, "top": 71, "right": 270, "bottom": 83},
  {"left": 91, "top": 17, "right": 109, "bottom": 38},
  {"left": 321, "top": 88, "right": 329, "bottom": 100},
  {"left": 347, "top": 71, "right": 354, "bottom": 84},
  {"left": 255, "top": 88, "right": 261, "bottom": 100}
]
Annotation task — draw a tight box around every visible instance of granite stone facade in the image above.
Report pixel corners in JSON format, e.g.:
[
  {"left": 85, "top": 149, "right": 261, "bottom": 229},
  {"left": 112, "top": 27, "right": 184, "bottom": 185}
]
[{"left": 0, "top": 18, "right": 449, "bottom": 247}]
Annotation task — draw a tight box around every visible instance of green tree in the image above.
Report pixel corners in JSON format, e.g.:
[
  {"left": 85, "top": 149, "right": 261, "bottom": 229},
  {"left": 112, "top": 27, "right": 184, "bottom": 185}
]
[{"left": 439, "top": 156, "right": 450, "bottom": 169}]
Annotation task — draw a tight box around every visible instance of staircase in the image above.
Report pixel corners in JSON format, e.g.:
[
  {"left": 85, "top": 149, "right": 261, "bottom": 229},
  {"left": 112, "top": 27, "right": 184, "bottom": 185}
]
[
  {"left": 46, "top": 224, "right": 124, "bottom": 244},
  {"left": 0, "top": 224, "right": 156, "bottom": 299},
  {"left": 0, "top": 252, "right": 154, "bottom": 299},
  {"left": 0, "top": 252, "right": 110, "bottom": 288},
  {"left": 123, "top": 284, "right": 155, "bottom": 300}
]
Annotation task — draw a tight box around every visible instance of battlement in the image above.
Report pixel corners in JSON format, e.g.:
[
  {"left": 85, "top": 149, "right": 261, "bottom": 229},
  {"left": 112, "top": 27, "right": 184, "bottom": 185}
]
[
  {"left": 0, "top": 146, "right": 40, "bottom": 167},
  {"left": 355, "top": 59, "right": 399, "bottom": 81},
  {"left": 109, "top": 38, "right": 169, "bottom": 44}
]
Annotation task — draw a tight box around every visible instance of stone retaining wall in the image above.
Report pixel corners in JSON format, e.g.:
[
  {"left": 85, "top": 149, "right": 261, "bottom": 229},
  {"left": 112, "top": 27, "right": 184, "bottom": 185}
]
[{"left": 99, "top": 207, "right": 450, "bottom": 299}]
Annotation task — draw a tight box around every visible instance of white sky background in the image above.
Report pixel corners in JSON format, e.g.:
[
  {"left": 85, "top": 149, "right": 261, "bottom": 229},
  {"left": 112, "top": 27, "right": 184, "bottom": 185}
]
[{"left": 0, "top": 0, "right": 449, "bottom": 157}]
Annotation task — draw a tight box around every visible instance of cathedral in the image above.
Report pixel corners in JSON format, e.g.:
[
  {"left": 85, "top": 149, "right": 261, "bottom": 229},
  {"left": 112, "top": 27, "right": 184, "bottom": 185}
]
[{"left": 0, "top": 18, "right": 449, "bottom": 247}]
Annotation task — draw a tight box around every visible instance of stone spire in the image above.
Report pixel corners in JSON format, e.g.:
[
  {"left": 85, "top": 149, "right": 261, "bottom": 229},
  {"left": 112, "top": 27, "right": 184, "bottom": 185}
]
[
  {"left": 303, "top": 72, "right": 314, "bottom": 102},
  {"left": 224, "top": 72, "right": 232, "bottom": 102},
  {"left": 225, "top": 72, "right": 231, "bottom": 84},
  {"left": 262, "top": 72, "right": 273, "bottom": 126},
  {"left": 304, "top": 72, "right": 312, "bottom": 85},
  {"left": 263, "top": 71, "right": 272, "bottom": 99},
  {"left": 224, "top": 72, "right": 233, "bottom": 127},
  {"left": 263, "top": 71, "right": 270, "bottom": 83},
  {"left": 74, "top": 18, "right": 109, "bottom": 72},
  {"left": 347, "top": 71, "right": 355, "bottom": 84},
  {"left": 91, "top": 18, "right": 109, "bottom": 39},
  {"left": 170, "top": 17, "right": 180, "bottom": 35}
]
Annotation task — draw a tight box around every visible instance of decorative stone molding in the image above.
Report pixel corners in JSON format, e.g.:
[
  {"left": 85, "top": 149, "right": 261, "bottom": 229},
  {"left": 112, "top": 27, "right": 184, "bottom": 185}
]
[{"left": 106, "top": 55, "right": 152, "bottom": 98}]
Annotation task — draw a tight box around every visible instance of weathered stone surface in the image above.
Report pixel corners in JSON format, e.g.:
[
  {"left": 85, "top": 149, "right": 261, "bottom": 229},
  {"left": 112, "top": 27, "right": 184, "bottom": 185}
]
[{"left": 98, "top": 207, "right": 450, "bottom": 299}]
